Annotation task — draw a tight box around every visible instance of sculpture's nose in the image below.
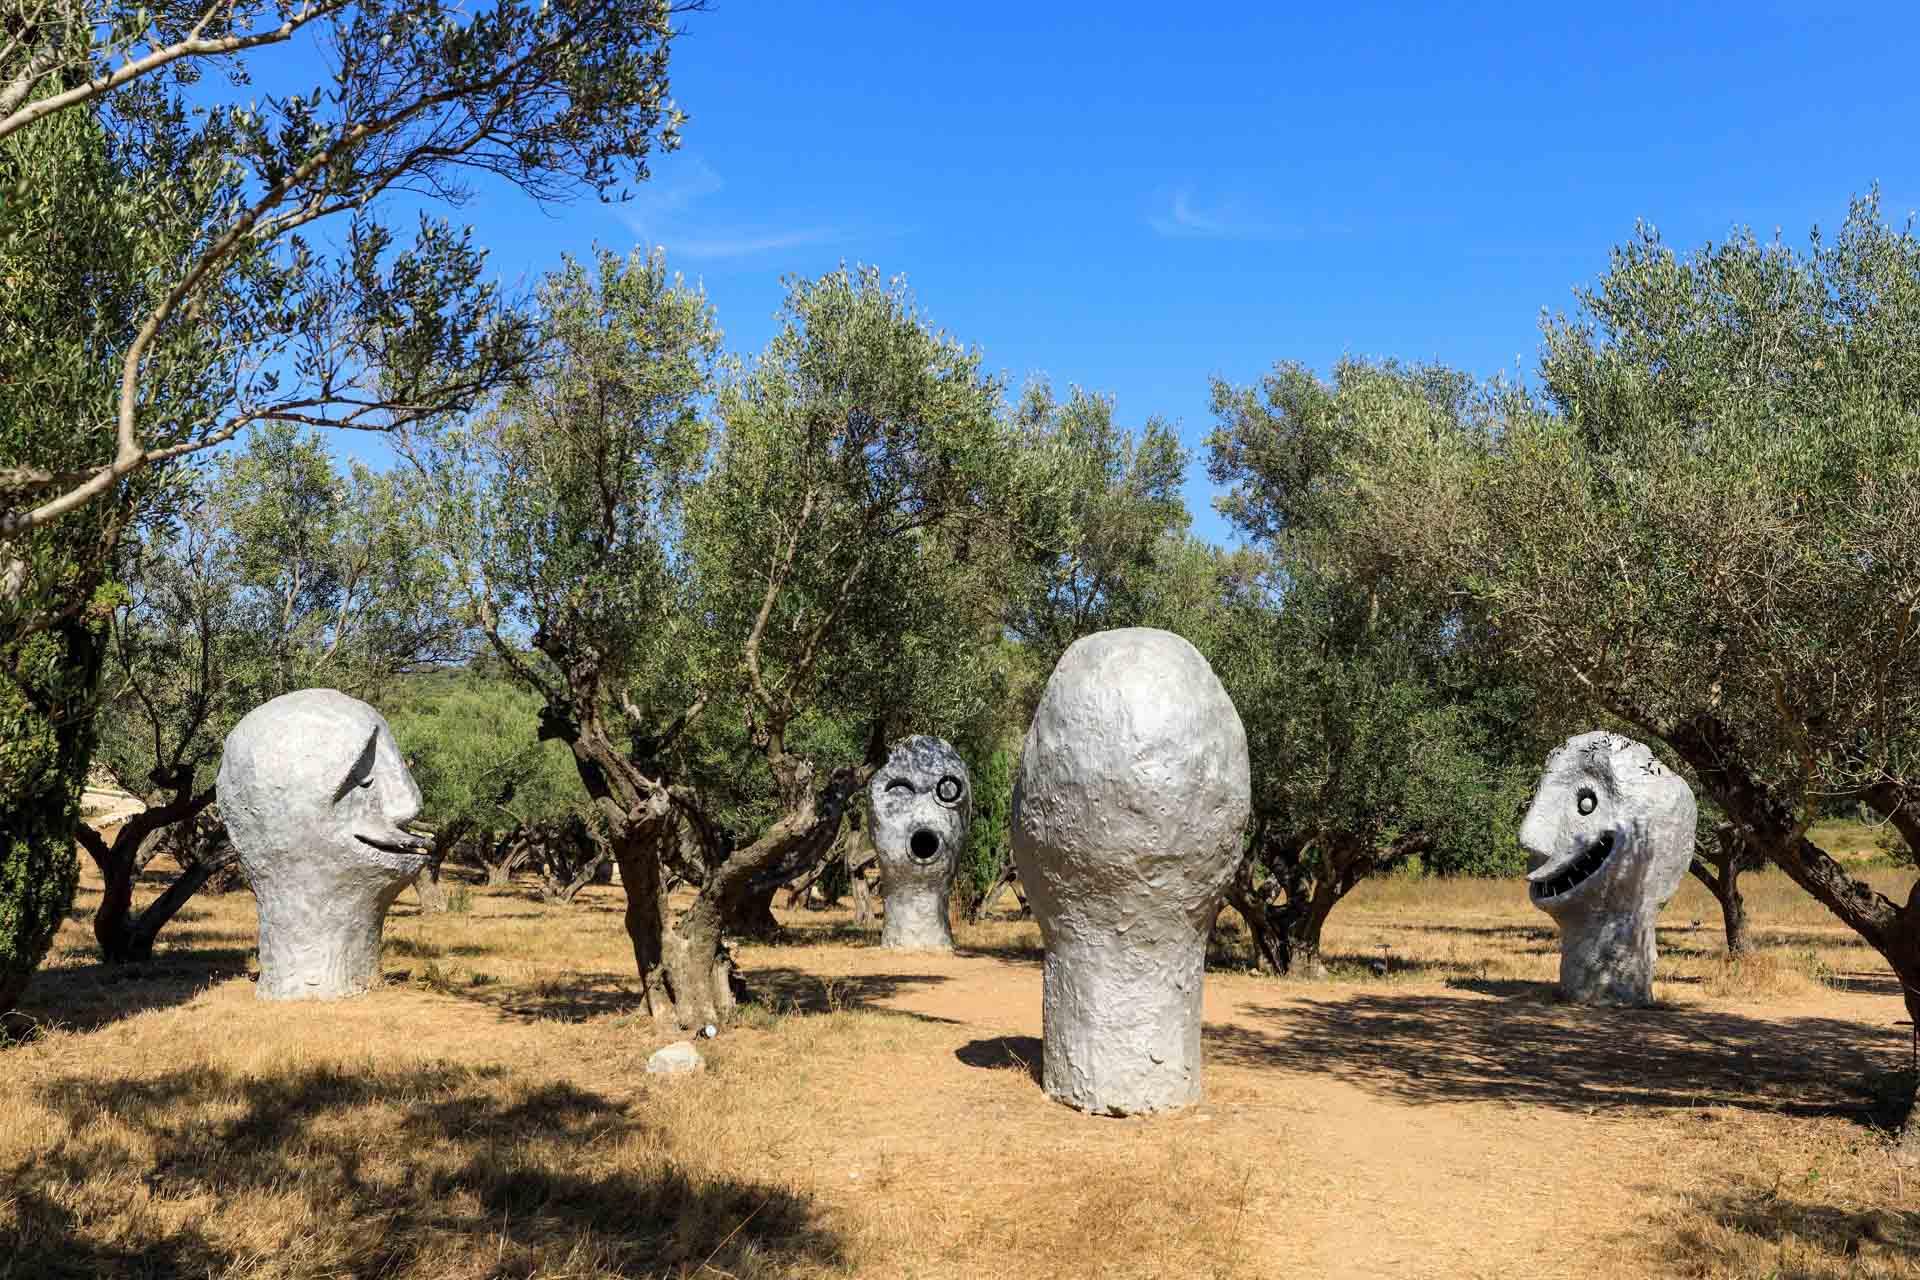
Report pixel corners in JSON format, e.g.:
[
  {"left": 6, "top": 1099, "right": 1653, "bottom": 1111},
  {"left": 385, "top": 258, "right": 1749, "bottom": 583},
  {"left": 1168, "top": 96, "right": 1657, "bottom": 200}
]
[
  {"left": 1517, "top": 803, "right": 1555, "bottom": 871},
  {"left": 909, "top": 829, "right": 940, "bottom": 862},
  {"left": 383, "top": 773, "right": 422, "bottom": 829}
]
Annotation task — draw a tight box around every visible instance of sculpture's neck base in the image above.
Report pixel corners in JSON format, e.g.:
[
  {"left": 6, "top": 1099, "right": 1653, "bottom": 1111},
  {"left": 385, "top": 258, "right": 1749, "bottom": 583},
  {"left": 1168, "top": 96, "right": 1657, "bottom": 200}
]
[
  {"left": 1039, "top": 927, "right": 1206, "bottom": 1116},
  {"left": 879, "top": 883, "right": 954, "bottom": 951},
  {"left": 1554, "top": 910, "right": 1659, "bottom": 1006},
  {"left": 253, "top": 881, "right": 407, "bottom": 1002}
]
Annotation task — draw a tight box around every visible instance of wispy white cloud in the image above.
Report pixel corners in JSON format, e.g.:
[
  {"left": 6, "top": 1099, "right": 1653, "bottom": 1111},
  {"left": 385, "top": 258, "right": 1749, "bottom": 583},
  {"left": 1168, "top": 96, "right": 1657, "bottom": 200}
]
[
  {"left": 668, "top": 228, "right": 840, "bottom": 260},
  {"left": 620, "top": 154, "right": 843, "bottom": 261},
  {"left": 1147, "top": 187, "right": 1307, "bottom": 241}
]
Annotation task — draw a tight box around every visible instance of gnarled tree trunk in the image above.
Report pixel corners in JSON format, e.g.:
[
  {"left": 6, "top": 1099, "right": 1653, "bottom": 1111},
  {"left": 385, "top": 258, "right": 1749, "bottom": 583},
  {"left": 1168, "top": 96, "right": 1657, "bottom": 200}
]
[
  {"left": 541, "top": 694, "right": 881, "bottom": 1030},
  {"left": 75, "top": 784, "right": 218, "bottom": 964},
  {"left": 412, "top": 818, "right": 471, "bottom": 913},
  {"left": 477, "top": 827, "right": 537, "bottom": 886},
  {"left": 534, "top": 817, "right": 613, "bottom": 905},
  {"left": 726, "top": 883, "right": 781, "bottom": 938},
  {"left": 1228, "top": 829, "right": 1430, "bottom": 978},
  {"left": 968, "top": 860, "right": 1029, "bottom": 923},
  {"left": 1689, "top": 821, "right": 1762, "bottom": 955},
  {"left": 1658, "top": 713, "right": 1920, "bottom": 1150}
]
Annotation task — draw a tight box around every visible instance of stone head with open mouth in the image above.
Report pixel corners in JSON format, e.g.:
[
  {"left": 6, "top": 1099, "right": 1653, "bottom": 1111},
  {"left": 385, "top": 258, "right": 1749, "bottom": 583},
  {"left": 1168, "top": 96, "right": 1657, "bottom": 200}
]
[
  {"left": 218, "top": 688, "right": 430, "bottom": 1000},
  {"left": 1520, "top": 730, "right": 1696, "bottom": 1006},
  {"left": 868, "top": 735, "right": 972, "bottom": 951}
]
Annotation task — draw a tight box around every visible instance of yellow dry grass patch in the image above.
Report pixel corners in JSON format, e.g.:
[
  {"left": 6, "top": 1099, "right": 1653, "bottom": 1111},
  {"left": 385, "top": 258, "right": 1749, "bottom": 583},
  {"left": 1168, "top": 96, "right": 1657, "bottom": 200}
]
[{"left": 1, "top": 855, "right": 1915, "bottom": 1278}]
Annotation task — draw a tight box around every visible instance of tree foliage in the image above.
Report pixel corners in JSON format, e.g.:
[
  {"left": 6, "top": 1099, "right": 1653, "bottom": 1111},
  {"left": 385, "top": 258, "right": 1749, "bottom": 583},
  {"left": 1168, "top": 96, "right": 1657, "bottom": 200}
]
[
  {"left": 0, "top": 0, "right": 696, "bottom": 1009},
  {"left": 0, "top": 97, "right": 211, "bottom": 1004},
  {"left": 421, "top": 256, "right": 1019, "bottom": 1026},
  {"left": 1343, "top": 193, "right": 1920, "bottom": 1025},
  {"left": 1203, "top": 361, "right": 1551, "bottom": 973},
  {"left": 386, "top": 671, "right": 589, "bottom": 890},
  {"left": 1001, "top": 381, "right": 1189, "bottom": 676},
  {"left": 1, "top": 0, "right": 698, "bottom": 563},
  {"left": 83, "top": 424, "right": 468, "bottom": 959}
]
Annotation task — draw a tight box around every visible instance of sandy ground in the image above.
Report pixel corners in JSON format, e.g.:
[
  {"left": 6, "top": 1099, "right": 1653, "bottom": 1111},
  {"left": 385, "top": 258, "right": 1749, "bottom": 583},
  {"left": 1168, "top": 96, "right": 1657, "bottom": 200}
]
[
  {"left": 752, "top": 937, "right": 1911, "bottom": 1278},
  {"left": 6, "top": 862, "right": 1918, "bottom": 1278}
]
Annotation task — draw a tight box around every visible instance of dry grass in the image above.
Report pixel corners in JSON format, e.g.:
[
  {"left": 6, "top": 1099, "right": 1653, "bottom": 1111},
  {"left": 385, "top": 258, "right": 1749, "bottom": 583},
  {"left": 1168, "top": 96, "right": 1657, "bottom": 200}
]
[{"left": 1, "top": 851, "right": 1915, "bottom": 1278}]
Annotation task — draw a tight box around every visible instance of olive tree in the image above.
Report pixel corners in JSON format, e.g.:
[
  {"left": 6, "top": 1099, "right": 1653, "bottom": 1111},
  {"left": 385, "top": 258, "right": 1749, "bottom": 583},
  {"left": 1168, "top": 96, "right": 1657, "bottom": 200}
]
[
  {"left": 1344, "top": 194, "right": 1920, "bottom": 1102},
  {"left": 426, "top": 256, "right": 1014, "bottom": 1028},
  {"left": 1689, "top": 817, "right": 1766, "bottom": 956},
  {"left": 1001, "top": 381, "right": 1190, "bottom": 673},
  {"left": 85, "top": 425, "right": 467, "bottom": 960},
  {"left": 1205, "top": 361, "right": 1550, "bottom": 975},
  {"left": 0, "top": 98, "right": 223, "bottom": 1009},
  {"left": 387, "top": 672, "right": 591, "bottom": 894},
  {"left": 83, "top": 497, "right": 250, "bottom": 963},
  {"left": 670, "top": 263, "right": 1011, "bottom": 1018},
  {"left": 414, "top": 246, "right": 718, "bottom": 1001},
  {"left": 1, "top": 0, "right": 696, "bottom": 556},
  {"left": 0, "top": 0, "right": 696, "bottom": 1014}
]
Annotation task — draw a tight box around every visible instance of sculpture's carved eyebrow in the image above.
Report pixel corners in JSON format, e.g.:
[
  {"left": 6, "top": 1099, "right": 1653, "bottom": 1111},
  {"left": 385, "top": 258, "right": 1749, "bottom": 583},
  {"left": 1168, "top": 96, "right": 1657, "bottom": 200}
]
[{"left": 332, "top": 728, "right": 381, "bottom": 803}]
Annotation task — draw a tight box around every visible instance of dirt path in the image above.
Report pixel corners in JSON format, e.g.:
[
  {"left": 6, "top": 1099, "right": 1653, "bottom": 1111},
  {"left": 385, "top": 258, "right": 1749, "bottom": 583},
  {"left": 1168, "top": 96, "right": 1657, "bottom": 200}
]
[
  {"left": 14, "top": 868, "right": 1915, "bottom": 1279},
  {"left": 781, "top": 941, "right": 1909, "bottom": 1278}
]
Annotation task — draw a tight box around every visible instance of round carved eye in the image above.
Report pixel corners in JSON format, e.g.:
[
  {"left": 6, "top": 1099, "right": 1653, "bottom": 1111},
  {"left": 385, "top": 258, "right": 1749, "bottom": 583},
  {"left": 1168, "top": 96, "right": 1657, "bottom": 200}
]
[
  {"left": 935, "top": 775, "right": 963, "bottom": 805},
  {"left": 1577, "top": 787, "right": 1597, "bottom": 816}
]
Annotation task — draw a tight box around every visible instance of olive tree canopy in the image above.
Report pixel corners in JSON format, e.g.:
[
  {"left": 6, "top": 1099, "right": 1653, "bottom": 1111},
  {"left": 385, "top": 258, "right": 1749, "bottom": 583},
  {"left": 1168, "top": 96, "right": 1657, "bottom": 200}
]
[{"left": 1345, "top": 193, "right": 1920, "bottom": 1038}]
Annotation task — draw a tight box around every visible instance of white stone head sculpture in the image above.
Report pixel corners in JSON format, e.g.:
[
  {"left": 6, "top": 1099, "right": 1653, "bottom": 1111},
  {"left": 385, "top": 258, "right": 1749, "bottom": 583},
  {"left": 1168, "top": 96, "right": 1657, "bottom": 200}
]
[
  {"left": 218, "top": 688, "right": 430, "bottom": 1000},
  {"left": 1012, "top": 627, "right": 1251, "bottom": 1116},
  {"left": 868, "top": 735, "right": 972, "bottom": 951},
  {"left": 1520, "top": 730, "right": 1696, "bottom": 1006}
]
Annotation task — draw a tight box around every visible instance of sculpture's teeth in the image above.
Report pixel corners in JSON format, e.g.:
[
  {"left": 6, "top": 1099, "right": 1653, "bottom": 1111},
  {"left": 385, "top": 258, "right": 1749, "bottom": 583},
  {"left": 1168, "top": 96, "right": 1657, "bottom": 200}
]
[{"left": 1535, "top": 831, "right": 1615, "bottom": 901}]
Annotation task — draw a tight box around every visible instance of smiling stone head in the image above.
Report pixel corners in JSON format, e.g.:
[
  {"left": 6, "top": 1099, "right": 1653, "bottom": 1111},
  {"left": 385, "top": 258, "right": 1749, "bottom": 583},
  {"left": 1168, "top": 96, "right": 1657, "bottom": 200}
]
[
  {"left": 868, "top": 736, "right": 972, "bottom": 951},
  {"left": 218, "top": 688, "right": 429, "bottom": 1001},
  {"left": 1520, "top": 730, "right": 1696, "bottom": 1006}
]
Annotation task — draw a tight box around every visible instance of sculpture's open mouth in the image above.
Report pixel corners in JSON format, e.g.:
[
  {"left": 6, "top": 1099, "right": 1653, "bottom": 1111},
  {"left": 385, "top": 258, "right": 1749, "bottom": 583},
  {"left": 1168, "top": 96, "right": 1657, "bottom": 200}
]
[
  {"left": 355, "top": 831, "right": 430, "bottom": 866},
  {"left": 909, "top": 829, "right": 941, "bottom": 864},
  {"left": 1528, "top": 830, "right": 1615, "bottom": 902}
]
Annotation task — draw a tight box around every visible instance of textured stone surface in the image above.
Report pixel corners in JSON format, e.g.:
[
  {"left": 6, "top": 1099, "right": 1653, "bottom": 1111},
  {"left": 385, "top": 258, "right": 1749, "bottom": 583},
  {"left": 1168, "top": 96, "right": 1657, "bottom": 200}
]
[
  {"left": 1520, "top": 730, "right": 1697, "bottom": 1006},
  {"left": 1012, "top": 627, "right": 1250, "bottom": 1116},
  {"left": 647, "top": 1041, "right": 704, "bottom": 1074},
  {"left": 218, "top": 688, "right": 429, "bottom": 1001},
  {"left": 869, "top": 736, "right": 972, "bottom": 951}
]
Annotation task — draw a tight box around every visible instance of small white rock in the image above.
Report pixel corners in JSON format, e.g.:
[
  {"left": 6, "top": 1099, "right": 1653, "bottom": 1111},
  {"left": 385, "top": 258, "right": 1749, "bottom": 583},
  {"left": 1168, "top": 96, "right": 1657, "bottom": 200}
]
[
  {"left": 701, "top": 1023, "right": 718, "bottom": 1039},
  {"left": 647, "top": 1041, "right": 704, "bottom": 1075}
]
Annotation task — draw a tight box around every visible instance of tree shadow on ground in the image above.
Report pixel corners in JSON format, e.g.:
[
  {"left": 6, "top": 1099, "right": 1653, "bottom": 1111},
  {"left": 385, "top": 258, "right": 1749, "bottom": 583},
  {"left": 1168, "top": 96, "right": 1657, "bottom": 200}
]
[
  {"left": 428, "top": 968, "right": 646, "bottom": 1023},
  {"left": 9, "top": 947, "right": 255, "bottom": 1040},
  {"left": 1828, "top": 970, "right": 1906, "bottom": 998},
  {"left": 384, "top": 935, "right": 502, "bottom": 961},
  {"left": 430, "top": 966, "right": 958, "bottom": 1027},
  {"left": 1742, "top": 929, "right": 1878, "bottom": 951},
  {"left": 3, "top": 1061, "right": 839, "bottom": 1279},
  {"left": 1314, "top": 951, "right": 1514, "bottom": 982},
  {"left": 493, "top": 881, "right": 628, "bottom": 913},
  {"left": 955, "top": 937, "right": 1045, "bottom": 964},
  {"left": 1362, "top": 921, "right": 1559, "bottom": 945},
  {"left": 745, "top": 968, "right": 958, "bottom": 1022},
  {"left": 1653, "top": 1186, "right": 1920, "bottom": 1278},
  {"left": 1206, "top": 991, "right": 1910, "bottom": 1127},
  {"left": 769, "top": 919, "right": 881, "bottom": 947},
  {"left": 954, "top": 1034, "right": 1044, "bottom": 1085}
]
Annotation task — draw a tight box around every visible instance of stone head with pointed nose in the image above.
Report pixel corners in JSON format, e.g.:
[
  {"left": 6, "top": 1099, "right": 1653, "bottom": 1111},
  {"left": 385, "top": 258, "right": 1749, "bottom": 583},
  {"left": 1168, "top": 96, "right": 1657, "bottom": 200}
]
[
  {"left": 218, "top": 688, "right": 430, "bottom": 1000},
  {"left": 1519, "top": 730, "right": 1696, "bottom": 1006},
  {"left": 868, "top": 735, "right": 972, "bottom": 951}
]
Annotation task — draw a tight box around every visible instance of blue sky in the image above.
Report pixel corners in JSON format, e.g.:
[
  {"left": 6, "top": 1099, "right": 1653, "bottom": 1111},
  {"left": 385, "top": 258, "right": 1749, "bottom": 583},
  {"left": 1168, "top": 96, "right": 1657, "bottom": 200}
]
[{"left": 312, "top": 1, "right": 1920, "bottom": 545}]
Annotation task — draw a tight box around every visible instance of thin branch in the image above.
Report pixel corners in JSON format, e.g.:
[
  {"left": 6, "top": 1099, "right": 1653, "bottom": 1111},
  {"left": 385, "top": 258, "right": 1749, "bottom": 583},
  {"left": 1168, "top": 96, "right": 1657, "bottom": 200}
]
[{"left": 0, "top": 0, "right": 343, "bottom": 139}]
